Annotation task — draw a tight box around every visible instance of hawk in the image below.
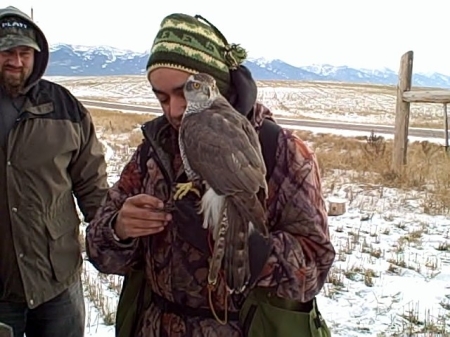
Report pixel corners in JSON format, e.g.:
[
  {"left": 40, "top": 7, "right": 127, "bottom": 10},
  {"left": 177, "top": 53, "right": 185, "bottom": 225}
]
[{"left": 173, "top": 73, "right": 269, "bottom": 294}]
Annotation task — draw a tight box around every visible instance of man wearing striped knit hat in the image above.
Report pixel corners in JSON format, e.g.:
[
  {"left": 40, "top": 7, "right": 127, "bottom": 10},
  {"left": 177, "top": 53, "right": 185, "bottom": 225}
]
[{"left": 86, "top": 13, "right": 334, "bottom": 337}]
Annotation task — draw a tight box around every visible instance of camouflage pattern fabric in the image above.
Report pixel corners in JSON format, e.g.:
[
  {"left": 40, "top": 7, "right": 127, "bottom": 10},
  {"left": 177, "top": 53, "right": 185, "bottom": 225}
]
[{"left": 0, "top": 16, "right": 40, "bottom": 51}]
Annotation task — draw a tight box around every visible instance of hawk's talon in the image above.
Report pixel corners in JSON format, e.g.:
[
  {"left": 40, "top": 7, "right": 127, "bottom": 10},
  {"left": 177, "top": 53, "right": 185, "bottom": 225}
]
[{"left": 173, "top": 182, "right": 201, "bottom": 200}]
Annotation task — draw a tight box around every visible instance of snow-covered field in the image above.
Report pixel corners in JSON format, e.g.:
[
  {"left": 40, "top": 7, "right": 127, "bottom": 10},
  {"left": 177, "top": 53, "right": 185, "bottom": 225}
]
[
  {"left": 52, "top": 75, "right": 450, "bottom": 336},
  {"left": 46, "top": 75, "right": 446, "bottom": 127},
  {"left": 319, "top": 179, "right": 450, "bottom": 337}
]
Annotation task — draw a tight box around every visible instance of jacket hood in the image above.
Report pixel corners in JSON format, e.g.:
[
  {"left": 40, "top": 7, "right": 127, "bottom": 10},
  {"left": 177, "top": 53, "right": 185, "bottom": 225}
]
[
  {"left": 0, "top": 6, "right": 49, "bottom": 93},
  {"left": 225, "top": 65, "right": 258, "bottom": 117}
]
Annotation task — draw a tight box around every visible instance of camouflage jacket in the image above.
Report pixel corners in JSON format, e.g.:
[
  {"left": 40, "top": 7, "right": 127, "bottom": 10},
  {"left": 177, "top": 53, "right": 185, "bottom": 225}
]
[{"left": 86, "top": 103, "right": 336, "bottom": 337}]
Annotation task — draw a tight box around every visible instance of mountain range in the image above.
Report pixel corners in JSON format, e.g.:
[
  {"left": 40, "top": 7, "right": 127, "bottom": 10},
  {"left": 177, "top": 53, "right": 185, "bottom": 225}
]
[{"left": 46, "top": 43, "right": 450, "bottom": 88}]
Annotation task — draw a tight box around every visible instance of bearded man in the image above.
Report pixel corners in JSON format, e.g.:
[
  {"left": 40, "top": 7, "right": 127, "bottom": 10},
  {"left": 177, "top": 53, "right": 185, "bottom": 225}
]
[{"left": 0, "top": 6, "right": 108, "bottom": 337}]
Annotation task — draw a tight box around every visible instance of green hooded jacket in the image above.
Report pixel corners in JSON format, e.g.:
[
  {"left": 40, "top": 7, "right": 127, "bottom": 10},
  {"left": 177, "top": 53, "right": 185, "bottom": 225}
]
[{"left": 0, "top": 6, "right": 109, "bottom": 309}]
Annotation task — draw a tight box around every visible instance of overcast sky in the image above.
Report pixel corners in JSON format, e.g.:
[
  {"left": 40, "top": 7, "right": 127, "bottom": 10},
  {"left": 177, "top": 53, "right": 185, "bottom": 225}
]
[{"left": 2, "top": 0, "right": 447, "bottom": 74}]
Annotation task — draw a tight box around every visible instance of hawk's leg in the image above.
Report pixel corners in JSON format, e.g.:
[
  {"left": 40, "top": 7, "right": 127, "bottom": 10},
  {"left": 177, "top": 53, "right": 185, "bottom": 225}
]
[{"left": 173, "top": 181, "right": 201, "bottom": 200}]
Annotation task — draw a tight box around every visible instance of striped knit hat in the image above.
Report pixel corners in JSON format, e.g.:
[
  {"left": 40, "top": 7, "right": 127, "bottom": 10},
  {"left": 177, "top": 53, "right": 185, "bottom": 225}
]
[{"left": 146, "top": 14, "right": 247, "bottom": 96}]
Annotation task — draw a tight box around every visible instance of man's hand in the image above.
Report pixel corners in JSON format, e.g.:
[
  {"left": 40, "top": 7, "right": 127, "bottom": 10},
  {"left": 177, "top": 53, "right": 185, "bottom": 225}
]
[{"left": 114, "top": 194, "right": 172, "bottom": 240}]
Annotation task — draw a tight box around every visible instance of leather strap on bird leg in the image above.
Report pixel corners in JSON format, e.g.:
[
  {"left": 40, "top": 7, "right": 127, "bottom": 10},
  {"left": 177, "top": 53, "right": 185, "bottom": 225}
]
[{"left": 207, "top": 279, "right": 229, "bottom": 325}]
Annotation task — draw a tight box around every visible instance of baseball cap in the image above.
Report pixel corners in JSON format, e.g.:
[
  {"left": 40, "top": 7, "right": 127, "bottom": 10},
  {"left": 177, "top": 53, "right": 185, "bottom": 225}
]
[{"left": 0, "top": 16, "right": 40, "bottom": 52}]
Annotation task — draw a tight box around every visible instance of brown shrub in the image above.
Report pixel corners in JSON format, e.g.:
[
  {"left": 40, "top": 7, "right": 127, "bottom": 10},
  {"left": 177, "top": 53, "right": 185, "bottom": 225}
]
[
  {"left": 295, "top": 130, "right": 449, "bottom": 187},
  {"left": 88, "top": 108, "right": 155, "bottom": 134},
  {"left": 294, "top": 130, "right": 450, "bottom": 213},
  {"left": 88, "top": 108, "right": 157, "bottom": 147}
]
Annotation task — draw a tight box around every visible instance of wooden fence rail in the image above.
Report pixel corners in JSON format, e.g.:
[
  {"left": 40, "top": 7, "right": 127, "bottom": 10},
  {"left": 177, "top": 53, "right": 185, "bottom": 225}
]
[{"left": 392, "top": 51, "right": 450, "bottom": 173}]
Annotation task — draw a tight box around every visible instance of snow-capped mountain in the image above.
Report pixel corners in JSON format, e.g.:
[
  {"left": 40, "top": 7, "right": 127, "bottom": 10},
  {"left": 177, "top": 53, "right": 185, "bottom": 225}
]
[{"left": 46, "top": 43, "right": 450, "bottom": 88}]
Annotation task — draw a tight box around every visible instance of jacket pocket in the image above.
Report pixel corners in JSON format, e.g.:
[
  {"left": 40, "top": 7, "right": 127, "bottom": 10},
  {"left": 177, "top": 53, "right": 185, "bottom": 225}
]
[
  {"left": 46, "top": 212, "right": 82, "bottom": 283},
  {"left": 239, "top": 288, "right": 332, "bottom": 337}
]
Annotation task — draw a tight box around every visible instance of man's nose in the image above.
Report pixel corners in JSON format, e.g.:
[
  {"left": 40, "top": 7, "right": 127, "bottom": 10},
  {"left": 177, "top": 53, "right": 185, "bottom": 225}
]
[
  {"left": 169, "top": 98, "right": 186, "bottom": 119},
  {"left": 7, "top": 52, "right": 23, "bottom": 67}
]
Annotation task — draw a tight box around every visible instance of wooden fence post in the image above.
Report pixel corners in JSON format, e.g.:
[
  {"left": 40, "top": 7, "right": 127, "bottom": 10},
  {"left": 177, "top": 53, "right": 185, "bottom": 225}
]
[
  {"left": 392, "top": 51, "right": 414, "bottom": 173},
  {"left": 444, "top": 103, "right": 449, "bottom": 152}
]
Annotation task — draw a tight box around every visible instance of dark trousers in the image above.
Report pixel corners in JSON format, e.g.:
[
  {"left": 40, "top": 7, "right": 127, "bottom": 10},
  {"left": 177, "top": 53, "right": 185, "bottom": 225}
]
[{"left": 0, "top": 279, "right": 85, "bottom": 337}]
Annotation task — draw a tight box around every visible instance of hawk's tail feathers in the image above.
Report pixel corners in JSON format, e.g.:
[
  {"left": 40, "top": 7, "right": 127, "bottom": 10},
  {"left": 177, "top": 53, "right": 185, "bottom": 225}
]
[
  {"left": 207, "top": 213, "right": 228, "bottom": 287},
  {"left": 223, "top": 193, "right": 268, "bottom": 293},
  {"left": 224, "top": 200, "right": 251, "bottom": 293}
]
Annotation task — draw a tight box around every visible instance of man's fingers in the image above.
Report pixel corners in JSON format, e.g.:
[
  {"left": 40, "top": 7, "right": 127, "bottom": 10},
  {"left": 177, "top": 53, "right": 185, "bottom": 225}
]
[
  {"left": 127, "top": 194, "right": 165, "bottom": 209},
  {"left": 122, "top": 218, "right": 168, "bottom": 230},
  {"left": 123, "top": 207, "right": 171, "bottom": 222},
  {"left": 116, "top": 194, "right": 172, "bottom": 240},
  {"left": 117, "top": 218, "right": 167, "bottom": 239}
]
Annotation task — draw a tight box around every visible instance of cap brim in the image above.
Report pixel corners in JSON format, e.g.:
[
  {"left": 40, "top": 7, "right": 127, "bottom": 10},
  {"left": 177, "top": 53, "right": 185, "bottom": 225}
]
[{"left": 0, "top": 35, "right": 41, "bottom": 52}]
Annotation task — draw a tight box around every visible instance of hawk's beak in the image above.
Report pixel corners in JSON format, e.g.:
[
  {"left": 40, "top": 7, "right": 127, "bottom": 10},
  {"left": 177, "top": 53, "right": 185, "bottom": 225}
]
[{"left": 202, "top": 86, "right": 211, "bottom": 97}]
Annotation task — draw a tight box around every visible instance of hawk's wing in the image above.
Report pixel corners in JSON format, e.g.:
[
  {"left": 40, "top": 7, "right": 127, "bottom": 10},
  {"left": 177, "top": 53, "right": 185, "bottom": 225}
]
[{"left": 180, "top": 97, "right": 267, "bottom": 196}]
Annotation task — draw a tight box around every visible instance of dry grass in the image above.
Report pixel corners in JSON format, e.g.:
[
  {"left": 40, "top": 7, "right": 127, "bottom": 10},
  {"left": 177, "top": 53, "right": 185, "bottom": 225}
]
[
  {"left": 89, "top": 108, "right": 151, "bottom": 133},
  {"left": 89, "top": 108, "right": 156, "bottom": 147},
  {"left": 276, "top": 111, "right": 445, "bottom": 129},
  {"left": 294, "top": 129, "right": 450, "bottom": 214},
  {"left": 83, "top": 263, "right": 121, "bottom": 326}
]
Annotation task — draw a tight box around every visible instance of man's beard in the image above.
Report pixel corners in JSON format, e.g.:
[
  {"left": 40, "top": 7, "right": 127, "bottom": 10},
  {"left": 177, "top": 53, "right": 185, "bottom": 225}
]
[{"left": 0, "top": 67, "right": 27, "bottom": 97}]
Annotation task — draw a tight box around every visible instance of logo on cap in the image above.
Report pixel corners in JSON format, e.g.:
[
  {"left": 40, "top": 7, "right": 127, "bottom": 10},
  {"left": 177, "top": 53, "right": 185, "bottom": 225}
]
[{"left": 0, "top": 17, "right": 40, "bottom": 52}]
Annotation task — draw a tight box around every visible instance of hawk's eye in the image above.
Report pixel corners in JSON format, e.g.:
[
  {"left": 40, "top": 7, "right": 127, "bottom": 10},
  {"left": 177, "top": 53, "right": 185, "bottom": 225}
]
[{"left": 192, "top": 82, "right": 201, "bottom": 89}]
